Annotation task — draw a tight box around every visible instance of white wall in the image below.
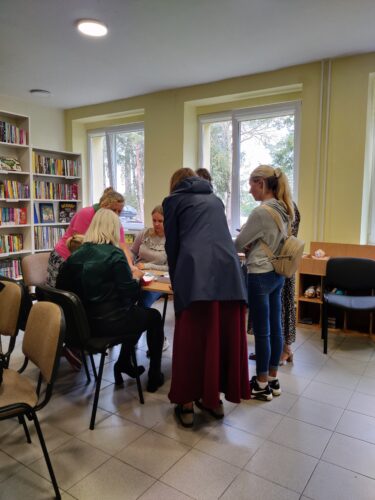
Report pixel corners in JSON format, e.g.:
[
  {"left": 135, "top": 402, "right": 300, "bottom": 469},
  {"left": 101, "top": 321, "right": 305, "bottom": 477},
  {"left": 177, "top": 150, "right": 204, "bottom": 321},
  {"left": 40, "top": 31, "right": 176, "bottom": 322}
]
[{"left": 0, "top": 95, "right": 65, "bottom": 151}]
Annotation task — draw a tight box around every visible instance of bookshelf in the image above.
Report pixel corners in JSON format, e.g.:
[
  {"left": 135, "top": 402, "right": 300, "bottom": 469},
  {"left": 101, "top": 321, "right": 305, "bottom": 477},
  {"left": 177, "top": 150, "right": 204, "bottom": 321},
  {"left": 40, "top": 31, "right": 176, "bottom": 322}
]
[
  {"left": 32, "top": 148, "right": 82, "bottom": 251},
  {"left": 0, "top": 110, "right": 82, "bottom": 279},
  {"left": 0, "top": 111, "right": 31, "bottom": 279}
]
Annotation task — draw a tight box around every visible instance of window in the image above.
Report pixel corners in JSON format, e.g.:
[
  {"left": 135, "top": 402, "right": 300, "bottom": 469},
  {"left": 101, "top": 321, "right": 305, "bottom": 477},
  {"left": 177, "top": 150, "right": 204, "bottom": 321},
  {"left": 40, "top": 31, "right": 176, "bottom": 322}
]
[
  {"left": 199, "top": 102, "right": 300, "bottom": 233},
  {"left": 88, "top": 123, "right": 144, "bottom": 228}
]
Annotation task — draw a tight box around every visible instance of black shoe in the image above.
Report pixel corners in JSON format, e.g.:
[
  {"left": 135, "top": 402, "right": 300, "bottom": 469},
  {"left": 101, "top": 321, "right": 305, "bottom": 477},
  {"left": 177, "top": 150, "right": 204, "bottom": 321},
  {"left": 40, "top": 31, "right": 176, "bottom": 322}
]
[
  {"left": 248, "top": 352, "right": 256, "bottom": 361},
  {"left": 174, "top": 404, "right": 194, "bottom": 428},
  {"left": 268, "top": 379, "right": 281, "bottom": 397},
  {"left": 146, "top": 372, "right": 164, "bottom": 392},
  {"left": 114, "top": 362, "right": 145, "bottom": 386},
  {"left": 250, "top": 376, "right": 273, "bottom": 401}
]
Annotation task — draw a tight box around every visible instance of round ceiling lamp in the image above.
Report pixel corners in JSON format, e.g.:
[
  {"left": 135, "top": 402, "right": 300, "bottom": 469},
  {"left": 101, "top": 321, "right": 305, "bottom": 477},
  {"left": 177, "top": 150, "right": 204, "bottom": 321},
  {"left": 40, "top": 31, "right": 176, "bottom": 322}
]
[
  {"left": 29, "top": 89, "right": 51, "bottom": 97},
  {"left": 77, "top": 19, "right": 108, "bottom": 37}
]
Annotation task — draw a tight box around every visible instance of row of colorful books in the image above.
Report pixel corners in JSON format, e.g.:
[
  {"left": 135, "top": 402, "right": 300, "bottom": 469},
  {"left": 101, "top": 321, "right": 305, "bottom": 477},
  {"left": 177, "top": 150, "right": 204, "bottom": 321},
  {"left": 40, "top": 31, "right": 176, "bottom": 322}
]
[
  {"left": 0, "top": 121, "right": 27, "bottom": 145},
  {"left": 0, "top": 257, "right": 22, "bottom": 279},
  {"left": 34, "top": 226, "right": 65, "bottom": 250},
  {"left": 33, "top": 153, "right": 80, "bottom": 177},
  {"left": 0, "top": 207, "right": 27, "bottom": 226},
  {"left": 0, "top": 233, "right": 23, "bottom": 254},
  {"left": 33, "top": 181, "right": 79, "bottom": 200},
  {"left": 0, "top": 180, "right": 30, "bottom": 199}
]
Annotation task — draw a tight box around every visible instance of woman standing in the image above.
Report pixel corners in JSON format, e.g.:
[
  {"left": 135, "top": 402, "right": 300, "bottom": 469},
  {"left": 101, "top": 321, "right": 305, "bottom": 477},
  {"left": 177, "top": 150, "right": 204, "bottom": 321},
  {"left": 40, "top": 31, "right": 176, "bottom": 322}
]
[
  {"left": 235, "top": 165, "right": 294, "bottom": 401},
  {"left": 163, "top": 168, "right": 249, "bottom": 427}
]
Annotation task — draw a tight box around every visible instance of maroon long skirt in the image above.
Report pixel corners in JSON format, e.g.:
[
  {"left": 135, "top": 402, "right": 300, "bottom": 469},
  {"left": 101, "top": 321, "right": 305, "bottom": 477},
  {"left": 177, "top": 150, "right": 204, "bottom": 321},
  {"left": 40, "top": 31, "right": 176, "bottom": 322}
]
[{"left": 168, "top": 301, "right": 250, "bottom": 409}]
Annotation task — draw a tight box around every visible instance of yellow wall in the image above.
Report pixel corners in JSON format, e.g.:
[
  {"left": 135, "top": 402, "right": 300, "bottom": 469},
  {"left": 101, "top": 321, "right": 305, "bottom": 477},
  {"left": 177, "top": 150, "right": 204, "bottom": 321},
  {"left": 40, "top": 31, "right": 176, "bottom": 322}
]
[{"left": 65, "top": 53, "right": 375, "bottom": 244}]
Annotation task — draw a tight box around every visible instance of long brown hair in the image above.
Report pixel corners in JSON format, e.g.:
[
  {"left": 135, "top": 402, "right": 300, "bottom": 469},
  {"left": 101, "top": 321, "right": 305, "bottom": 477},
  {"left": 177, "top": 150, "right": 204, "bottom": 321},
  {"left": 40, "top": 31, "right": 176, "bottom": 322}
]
[
  {"left": 99, "top": 187, "right": 125, "bottom": 207},
  {"left": 169, "top": 168, "right": 197, "bottom": 194}
]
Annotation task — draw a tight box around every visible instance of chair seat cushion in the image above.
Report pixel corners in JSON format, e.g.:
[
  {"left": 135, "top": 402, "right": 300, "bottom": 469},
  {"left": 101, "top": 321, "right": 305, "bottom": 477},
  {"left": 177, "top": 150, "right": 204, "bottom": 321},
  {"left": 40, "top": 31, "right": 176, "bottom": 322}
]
[
  {"left": 0, "top": 369, "right": 37, "bottom": 417},
  {"left": 324, "top": 293, "right": 375, "bottom": 311}
]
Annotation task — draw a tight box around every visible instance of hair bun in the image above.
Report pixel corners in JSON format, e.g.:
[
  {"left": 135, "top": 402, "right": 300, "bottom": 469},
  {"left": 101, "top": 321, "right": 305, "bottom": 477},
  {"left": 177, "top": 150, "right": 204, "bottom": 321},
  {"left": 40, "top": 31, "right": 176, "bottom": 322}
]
[{"left": 103, "top": 187, "right": 114, "bottom": 194}]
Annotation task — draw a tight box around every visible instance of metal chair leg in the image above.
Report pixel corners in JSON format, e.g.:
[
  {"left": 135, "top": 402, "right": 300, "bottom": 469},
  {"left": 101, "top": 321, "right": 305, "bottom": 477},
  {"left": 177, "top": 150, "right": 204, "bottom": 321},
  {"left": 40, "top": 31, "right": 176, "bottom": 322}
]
[
  {"left": 81, "top": 351, "right": 91, "bottom": 383},
  {"left": 89, "top": 352, "right": 106, "bottom": 430},
  {"left": 18, "top": 415, "right": 31, "bottom": 443},
  {"left": 89, "top": 354, "right": 98, "bottom": 381},
  {"left": 33, "top": 412, "right": 61, "bottom": 499},
  {"left": 131, "top": 347, "right": 144, "bottom": 404},
  {"left": 322, "top": 300, "right": 329, "bottom": 354}
]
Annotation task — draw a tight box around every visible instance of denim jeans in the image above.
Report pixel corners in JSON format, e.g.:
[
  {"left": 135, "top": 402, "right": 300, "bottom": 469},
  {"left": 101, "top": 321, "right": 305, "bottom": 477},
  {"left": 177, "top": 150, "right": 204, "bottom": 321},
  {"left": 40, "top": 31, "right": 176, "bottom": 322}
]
[
  {"left": 139, "top": 290, "right": 163, "bottom": 309},
  {"left": 247, "top": 271, "right": 285, "bottom": 376}
]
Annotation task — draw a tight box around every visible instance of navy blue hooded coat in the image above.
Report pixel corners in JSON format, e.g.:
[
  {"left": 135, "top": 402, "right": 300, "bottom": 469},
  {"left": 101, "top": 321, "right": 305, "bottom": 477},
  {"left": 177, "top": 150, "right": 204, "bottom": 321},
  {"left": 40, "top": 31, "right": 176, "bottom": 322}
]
[{"left": 163, "top": 176, "right": 247, "bottom": 314}]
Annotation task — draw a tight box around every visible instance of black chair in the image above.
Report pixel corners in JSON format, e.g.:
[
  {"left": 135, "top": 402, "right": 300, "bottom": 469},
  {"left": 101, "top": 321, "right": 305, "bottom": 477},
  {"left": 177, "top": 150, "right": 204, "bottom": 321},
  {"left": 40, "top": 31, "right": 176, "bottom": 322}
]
[
  {"left": 35, "top": 284, "right": 144, "bottom": 430},
  {"left": 322, "top": 257, "right": 375, "bottom": 354}
]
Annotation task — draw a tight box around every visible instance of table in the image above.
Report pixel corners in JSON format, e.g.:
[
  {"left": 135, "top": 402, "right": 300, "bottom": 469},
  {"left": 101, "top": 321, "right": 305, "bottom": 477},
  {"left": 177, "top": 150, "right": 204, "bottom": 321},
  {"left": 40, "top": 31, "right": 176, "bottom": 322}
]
[{"left": 141, "top": 275, "right": 173, "bottom": 328}]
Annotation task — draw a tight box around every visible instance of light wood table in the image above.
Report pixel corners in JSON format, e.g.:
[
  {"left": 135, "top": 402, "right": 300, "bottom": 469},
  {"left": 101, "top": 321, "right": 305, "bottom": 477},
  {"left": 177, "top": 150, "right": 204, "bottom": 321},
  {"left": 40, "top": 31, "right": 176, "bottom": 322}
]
[{"left": 141, "top": 275, "right": 173, "bottom": 328}]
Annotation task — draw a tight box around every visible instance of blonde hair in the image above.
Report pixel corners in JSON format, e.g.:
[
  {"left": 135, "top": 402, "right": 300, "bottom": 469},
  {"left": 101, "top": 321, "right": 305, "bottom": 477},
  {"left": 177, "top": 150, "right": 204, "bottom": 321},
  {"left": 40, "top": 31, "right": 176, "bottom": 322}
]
[
  {"left": 66, "top": 234, "right": 84, "bottom": 253},
  {"left": 99, "top": 187, "right": 125, "bottom": 208},
  {"left": 84, "top": 208, "right": 121, "bottom": 246},
  {"left": 151, "top": 204, "right": 163, "bottom": 216},
  {"left": 169, "top": 168, "right": 197, "bottom": 193},
  {"left": 250, "top": 164, "right": 294, "bottom": 218}
]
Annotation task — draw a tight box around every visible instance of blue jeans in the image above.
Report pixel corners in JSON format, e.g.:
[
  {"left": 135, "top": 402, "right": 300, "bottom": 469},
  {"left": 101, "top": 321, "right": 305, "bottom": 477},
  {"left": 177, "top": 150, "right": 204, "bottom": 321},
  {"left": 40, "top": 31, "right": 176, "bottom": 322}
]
[
  {"left": 247, "top": 271, "right": 285, "bottom": 376},
  {"left": 139, "top": 291, "right": 163, "bottom": 309}
]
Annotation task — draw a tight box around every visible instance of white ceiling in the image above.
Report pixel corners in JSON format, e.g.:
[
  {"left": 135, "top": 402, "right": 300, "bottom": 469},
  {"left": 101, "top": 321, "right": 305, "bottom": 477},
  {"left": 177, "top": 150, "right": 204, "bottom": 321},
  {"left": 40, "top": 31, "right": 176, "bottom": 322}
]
[{"left": 1, "top": 0, "right": 375, "bottom": 110}]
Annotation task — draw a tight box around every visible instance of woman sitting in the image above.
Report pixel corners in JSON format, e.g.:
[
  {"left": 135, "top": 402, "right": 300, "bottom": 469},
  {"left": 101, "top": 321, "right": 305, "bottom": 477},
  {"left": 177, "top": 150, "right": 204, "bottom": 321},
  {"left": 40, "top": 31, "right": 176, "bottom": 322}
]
[
  {"left": 56, "top": 208, "right": 164, "bottom": 392},
  {"left": 131, "top": 204, "right": 169, "bottom": 351}
]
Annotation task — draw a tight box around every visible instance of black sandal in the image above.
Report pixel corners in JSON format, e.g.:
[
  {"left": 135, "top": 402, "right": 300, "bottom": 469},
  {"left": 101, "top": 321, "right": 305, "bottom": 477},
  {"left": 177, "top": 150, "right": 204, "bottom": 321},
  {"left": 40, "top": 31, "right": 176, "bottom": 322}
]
[
  {"left": 195, "top": 400, "right": 224, "bottom": 419},
  {"left": 174, "top": 404, "right": 194, "bottom": 428}
]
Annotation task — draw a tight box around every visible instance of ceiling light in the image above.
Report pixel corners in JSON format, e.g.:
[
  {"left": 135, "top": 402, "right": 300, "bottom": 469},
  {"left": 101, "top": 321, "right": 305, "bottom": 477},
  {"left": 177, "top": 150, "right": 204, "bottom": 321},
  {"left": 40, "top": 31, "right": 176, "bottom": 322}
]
[
  {"left": 29, "top": 89, "right": 51, "bottom": 97},
  {"left": 77, "top": 19, "right": 108, "bottom": 37}
]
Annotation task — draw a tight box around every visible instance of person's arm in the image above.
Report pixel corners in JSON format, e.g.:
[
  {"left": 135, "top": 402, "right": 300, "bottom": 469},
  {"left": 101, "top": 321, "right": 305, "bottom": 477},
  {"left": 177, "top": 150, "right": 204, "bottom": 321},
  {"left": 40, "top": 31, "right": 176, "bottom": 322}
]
[
  {"left": 130, "top": 230, "right": 144, "bottom": 261},
  {"left": 112, "top": 250, "right": 141, "bottom": 299},
  {"left": 142, "top": 262, "right": 168, "bottom": 271},
  {"left": 163, "top": 197, "right": 179, "bottom": 283},
  {"left": 234, "top": 210, "right": 264, "bottom": 252}
]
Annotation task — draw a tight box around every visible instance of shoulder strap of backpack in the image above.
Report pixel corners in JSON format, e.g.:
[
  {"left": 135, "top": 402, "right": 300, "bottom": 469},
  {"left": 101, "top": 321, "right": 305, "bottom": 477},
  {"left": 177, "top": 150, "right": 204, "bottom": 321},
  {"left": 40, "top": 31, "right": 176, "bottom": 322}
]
[{"left": 261, "top": 204, "right": 291, "bottom": 238}]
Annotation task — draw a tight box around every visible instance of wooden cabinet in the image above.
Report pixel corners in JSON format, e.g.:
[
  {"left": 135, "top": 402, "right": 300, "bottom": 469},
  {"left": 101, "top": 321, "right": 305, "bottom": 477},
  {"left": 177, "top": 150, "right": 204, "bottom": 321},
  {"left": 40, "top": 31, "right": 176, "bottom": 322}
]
[{"left": 297, "top": 241, "right": 375, "bottom": 333}]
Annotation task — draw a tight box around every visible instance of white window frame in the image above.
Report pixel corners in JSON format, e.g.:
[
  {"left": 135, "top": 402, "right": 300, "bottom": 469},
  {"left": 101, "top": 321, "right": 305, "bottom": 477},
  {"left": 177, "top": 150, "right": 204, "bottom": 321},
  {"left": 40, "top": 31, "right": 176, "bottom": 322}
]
[{"left": 199, "top": 101, "right": 301, "bottom": 232}]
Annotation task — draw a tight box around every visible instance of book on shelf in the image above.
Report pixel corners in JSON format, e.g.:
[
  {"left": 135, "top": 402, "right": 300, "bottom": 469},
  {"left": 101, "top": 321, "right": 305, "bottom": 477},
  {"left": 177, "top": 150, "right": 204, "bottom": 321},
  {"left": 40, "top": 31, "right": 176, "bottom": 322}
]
[
  {"left": 34, "top": 205, "right": 39, "bottom": 223},
  {"left": 0, "top": 180, "right": 30, "bottom": 199},
  {"left": 0, "top": 233, "right": 23, "bottom": 254},
  {"left": 33, "top": 180, "right": 78, "bottom": 200},
  {"left": 125, "top": 233, "right": 135, "bottom": 244},
  {"left": 0, "top": 157, "right": 22, "bottom": 172},
  {"left": 0, "top": 207, "right": 27, "bottom": 225},
  {"left": 0, "top": 120, "right": 27, "bottom": 145},
  {"left": 39, "top": 203, "right": 55, "bottom": 224},
  {"left": 58, "top": 201, "right": 76, "bottom": 223},
  {"left": 34, "top": 226, "right": 65, "bottom": 250},
  {"left": 33, "top": 153, "right": 80, "bottom": 176},
  {"left": 0, "top": 257, "right": 22, "bottom": 279}
]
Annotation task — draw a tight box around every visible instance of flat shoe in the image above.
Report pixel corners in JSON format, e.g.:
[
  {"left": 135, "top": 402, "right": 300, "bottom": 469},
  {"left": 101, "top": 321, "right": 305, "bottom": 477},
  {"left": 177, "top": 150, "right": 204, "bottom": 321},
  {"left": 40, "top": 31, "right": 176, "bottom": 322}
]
[
  {"left": 174, "top": 404, "right": 194, "bottom": 428},
  {"left": 195, "top": 399, "right": 224, "bottom": 419},
  {"left": 114, "top": 362, "right": 145, "bottom": 386},
  {"left": 248, "top": 352, "right": 256, "bottom": 361}
]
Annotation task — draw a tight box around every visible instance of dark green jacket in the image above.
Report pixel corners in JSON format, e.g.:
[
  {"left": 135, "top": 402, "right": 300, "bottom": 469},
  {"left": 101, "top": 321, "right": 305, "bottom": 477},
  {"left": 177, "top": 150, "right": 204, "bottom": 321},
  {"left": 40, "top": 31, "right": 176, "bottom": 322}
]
[{"left": 57, "top": 242, "right": 140, "bottom": 314}]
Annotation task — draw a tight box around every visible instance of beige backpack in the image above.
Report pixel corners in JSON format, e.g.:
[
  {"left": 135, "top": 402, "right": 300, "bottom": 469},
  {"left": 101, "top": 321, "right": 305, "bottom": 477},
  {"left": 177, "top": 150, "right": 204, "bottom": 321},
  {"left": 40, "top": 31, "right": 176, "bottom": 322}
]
[{"left": 260, "top": 204, "right": 305, "bottom": 278}]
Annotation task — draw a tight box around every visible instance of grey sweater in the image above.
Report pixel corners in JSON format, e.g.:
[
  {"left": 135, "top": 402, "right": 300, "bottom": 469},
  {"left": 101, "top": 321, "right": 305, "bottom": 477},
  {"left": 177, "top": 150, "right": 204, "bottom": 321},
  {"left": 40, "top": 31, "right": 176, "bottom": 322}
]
[{"left": 235, "top": 199, "right": 290, "bottom": 273}]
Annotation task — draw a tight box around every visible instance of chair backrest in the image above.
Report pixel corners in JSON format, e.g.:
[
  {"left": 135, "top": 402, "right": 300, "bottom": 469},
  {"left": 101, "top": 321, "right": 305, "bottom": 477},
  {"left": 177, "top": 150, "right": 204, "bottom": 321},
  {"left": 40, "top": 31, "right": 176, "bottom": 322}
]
[
  {"left": 21, "top": 252, "right": 50, "bottom": 287},
  {"left": 325, "top": 257, "right": 375, "bottom": 291},
  {"left": 0, "top": 279, "right": 22, "bottom": 337},
  {"left": 22, "top": 301, "right": 65, "bottom": 384},
  {"left": 35, "top": 284, "right": 92, "bottom": 348}
]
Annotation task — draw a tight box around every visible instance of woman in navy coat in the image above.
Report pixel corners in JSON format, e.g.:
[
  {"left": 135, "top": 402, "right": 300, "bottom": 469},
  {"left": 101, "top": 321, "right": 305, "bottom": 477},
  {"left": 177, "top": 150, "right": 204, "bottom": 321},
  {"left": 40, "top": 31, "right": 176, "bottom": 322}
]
[{"left": 163, "top": 168, "right": 250, "bottom": 427}]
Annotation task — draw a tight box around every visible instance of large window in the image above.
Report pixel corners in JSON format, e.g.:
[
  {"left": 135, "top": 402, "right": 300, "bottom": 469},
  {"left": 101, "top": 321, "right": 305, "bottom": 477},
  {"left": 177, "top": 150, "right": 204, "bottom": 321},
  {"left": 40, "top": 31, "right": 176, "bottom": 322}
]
[
  {"left": 89, "top": 123, "right": 144, "bottom": 228},
  {"left": 199, "top": 102, "right": 300, "bottom": 233}
]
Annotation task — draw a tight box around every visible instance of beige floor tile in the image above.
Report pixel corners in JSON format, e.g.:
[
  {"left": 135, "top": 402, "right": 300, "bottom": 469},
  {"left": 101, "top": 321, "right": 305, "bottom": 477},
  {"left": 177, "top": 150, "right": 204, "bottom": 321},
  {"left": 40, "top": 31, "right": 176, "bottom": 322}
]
[
  {"left": 116, "top": 430, "right": 189, "bottom": 478},
  {"left": 336, "top": 409, "right": 375, "bottom": 444},
  {"left": 287, "top": 397, "right": 344, "bottom": 430},
  {"left": 68, "top": 457, "right": 155, "bottom": 499},
  {"left": 0, "top": 449, "right": 23, "bottom": 483},
  {"left": 95, "top": 381, "right": 143, "bottom": 414},
  {"left": 269, "top": 416, "right": 332, "bottom": 458},
  {"left": 313, "top": 367, "right": 362, "bottom": 390},
  {"left": 138, "top": 480, "right": 192, "bottom": 499},
  {"left": 221, "top": 470, "right": 299, "bottom": 500},
  {"left": 77, "top": 414, "right": 148, "bottom": 455},
  {"left": 261, "top": 391, "right": 298, "bottom": 415},
  {"left": 152, "top": 411, "right": 210, "bottom": 447},
  {"left": 161, "top": 449, "right": 240, "bottom": 499},
  {"left": 356, "top": 376, "right": 375, "bottom": 397},
  {"left": 305, "top": 461, "right": 375, "bottom": 500},
  {"left": 294, "top": 343, "right": 329, "bottom": 365},
  {"left": 277, "top": 372, "right": 311, "bottom": 395},
  {"left": 347, "top": 391, "right": 375, "bottom": 418},
  {"left": 246, "top": 441, "right": 318, "bottom": 493},
  {"left": 331, "top": 341, "right": 374, "bottom": 362},
  {"left": 322, "top": 433, "right": 375, "bottom": 479},
  {"left": 225, "top": 402, "right": 283, "bottom": 438},
  {"left": 0, "top": 466, "right": 61, "bottom": 499},
  {"left": 302, "top": 380, "right": 353, "bottom": 408},
  {"left": 0, "top": 420, "right": 72, "bottom": 466},
  {"left": 117, "top": 397, "right": 171, "bottom": 428},
  {"left": 29, "top": 437, "right": 110, "bottom": 490},
  {"left": 194, "top": 423, "right": 264, "bottom": 468},
  {"left": 278, "top": 359, "right": 321, "bottom": 380}
]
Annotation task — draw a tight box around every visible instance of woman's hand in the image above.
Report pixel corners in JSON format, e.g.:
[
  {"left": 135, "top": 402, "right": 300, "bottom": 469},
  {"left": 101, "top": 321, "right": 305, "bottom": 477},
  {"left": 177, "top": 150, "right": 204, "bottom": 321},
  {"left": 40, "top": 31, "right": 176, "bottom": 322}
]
[
  {"left": 132, "top": 268, "right": 144, "bottom": 280},
  {"left": 136, "top": 262, "right": 145, "bottom": 270}
]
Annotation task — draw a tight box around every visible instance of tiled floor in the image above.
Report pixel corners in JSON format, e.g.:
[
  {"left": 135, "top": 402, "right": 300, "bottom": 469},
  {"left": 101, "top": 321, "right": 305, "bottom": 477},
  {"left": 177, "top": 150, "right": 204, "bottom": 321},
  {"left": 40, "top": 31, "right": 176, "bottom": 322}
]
[{"left": 2, "top": 300, "right": 375, "bottom": 499}]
